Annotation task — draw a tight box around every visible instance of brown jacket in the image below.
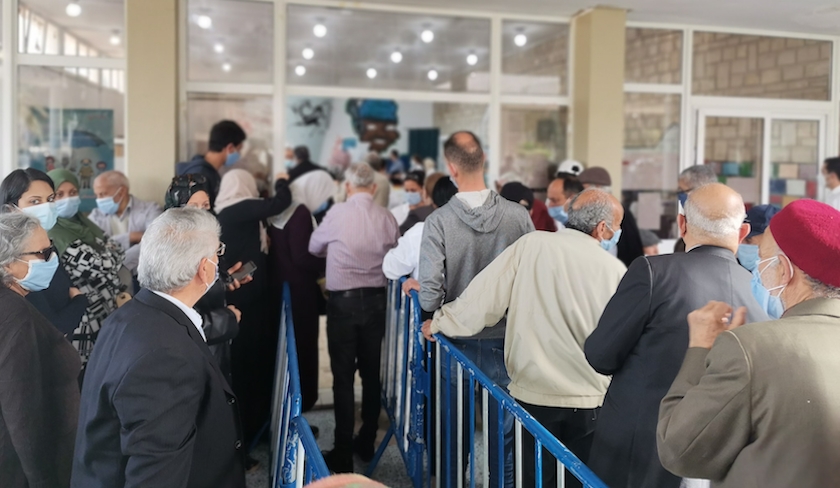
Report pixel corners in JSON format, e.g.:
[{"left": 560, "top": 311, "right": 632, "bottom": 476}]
[{"left": 657, "top": 298, "right": 840, "bottom": 488}]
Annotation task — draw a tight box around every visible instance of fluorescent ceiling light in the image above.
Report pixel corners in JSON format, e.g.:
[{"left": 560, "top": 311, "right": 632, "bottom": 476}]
[
  {"left": 466, "top": 53, "right": 478, "bottom": 65},
  {"left": 313, "top": 24, "right": 327, "bottom": 38},
  {"left": 66, "top": 1, "right": 81, "bottom": 17},
  {"left": 197, "top": 15, "right": 212, "bottom": 30},
  {"left": 428, "top": 69, "right": 438, "bottom": 81},
  {"left": 302, "top": 48, "right": 314, "bottom": 60},
  {"left": 366, "top": 68, "right": 377, "bottom": 79},
  {"left": 295, "top": 65, "right": 306, "bottom": 76},
  {"left": 214, "top": 42, "right": 225, "bottom": 53},
  {"left": 390, "top": 51, "right": 403, "bottom": 63},
  {"left": 514, "top": 33, "right": 527, "bottom": 47},
  {"left": 421, "top": 30, "right": 434, "bottom": 43}
]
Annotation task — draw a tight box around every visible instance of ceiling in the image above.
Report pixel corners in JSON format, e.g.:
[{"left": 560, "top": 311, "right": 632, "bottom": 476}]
[
  {"left": 22, "top": 0, "right": 125, "bottom": 57},
  {"left": 358, "top": 0, "right": 840, "bottom": 36}
]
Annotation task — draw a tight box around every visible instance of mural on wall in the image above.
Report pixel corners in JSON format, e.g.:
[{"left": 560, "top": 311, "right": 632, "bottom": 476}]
[
  {"left": 345, "top": 99, "right": 400, "bottom": 153},
  {"left": 22, "top": 108, "right": 115, "bottom": 212},
  {"left": 291, "top": 99, "right": 332, "bottom": 132}
]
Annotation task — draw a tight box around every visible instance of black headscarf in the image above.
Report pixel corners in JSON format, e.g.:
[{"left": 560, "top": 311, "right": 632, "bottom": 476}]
[{"left": 165, "top": 174, "right": 211, "bottom": 210}]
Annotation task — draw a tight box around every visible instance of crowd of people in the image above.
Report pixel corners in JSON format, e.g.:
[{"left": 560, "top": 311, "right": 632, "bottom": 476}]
[{"left": 1, "top": 115, "right": 840, "bottom": 488}]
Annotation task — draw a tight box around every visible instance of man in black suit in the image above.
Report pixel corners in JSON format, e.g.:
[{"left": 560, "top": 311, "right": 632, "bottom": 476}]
[
  {"left": 72, "top": 207, "right": 245, "bottom": 488},
  {"left": 584, "top": 183, "right": 768, "bottom": 488}
]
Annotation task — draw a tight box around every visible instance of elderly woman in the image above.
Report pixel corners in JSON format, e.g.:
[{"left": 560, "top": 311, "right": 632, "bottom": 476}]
[
  {"left": 0, "top": 169, "right": 88, "bottom": 336},
  {"left": 47, "top": 169, "right": 125, "bottom": 364},
  {"left": 0, "top": 212, "right": 81, "bottom": 488},
  {"left": 215, "top": 168, "right": 291, "bottom": 444}
]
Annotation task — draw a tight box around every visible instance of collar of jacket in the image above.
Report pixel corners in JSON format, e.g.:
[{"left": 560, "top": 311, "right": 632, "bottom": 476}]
[
  {"left": 782, "top": 297, "right": 840, "bottom": 320},
  {"left": 686, "top": 245, "right": 737, "bottom": 262}
]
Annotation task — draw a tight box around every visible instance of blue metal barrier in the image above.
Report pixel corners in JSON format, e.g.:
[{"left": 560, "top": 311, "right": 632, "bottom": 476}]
[
  {"left": 368, "top": 278, "right": 608, "bottom": 488},
  {"left": 270, "top": 284, "right": 331, "bottom": 488}
]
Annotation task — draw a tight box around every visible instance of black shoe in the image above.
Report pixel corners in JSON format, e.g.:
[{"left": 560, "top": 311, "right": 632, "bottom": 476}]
[
  {"left": 245, "top": 455, "right": 260, "bottom": 473},
  {"left": 311, "top": 425, "right": 320, "bottom": 439},
  {"left": 323, "top": 449, "right": 354, "bottom": 473},
  {"left": 353, "top": 437, "right": 375, "bottom": 463}
]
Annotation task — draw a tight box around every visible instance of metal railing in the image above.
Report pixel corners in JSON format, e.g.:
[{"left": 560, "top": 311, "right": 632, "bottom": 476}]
[
  {"left": 368, "top": 278, "right": 609, "bottom": 488},
  {"left": 270, "top": 283, "right": 330, "bottom": 488}
]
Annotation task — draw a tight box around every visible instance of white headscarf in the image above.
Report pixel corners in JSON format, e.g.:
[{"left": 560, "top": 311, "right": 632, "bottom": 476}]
[{"left": 215, "top": 169, "right": 268, "bottom": 253}]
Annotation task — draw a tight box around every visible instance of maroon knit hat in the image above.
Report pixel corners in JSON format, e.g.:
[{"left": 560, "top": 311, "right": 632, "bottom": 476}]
[{"left": 770, "top": 199, "right": 840, "bottom": 288}]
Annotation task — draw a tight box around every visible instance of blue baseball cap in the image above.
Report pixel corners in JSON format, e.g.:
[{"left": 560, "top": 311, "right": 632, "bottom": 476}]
[{"left": 745, "top": 204, "right": 780, "bottom": 238}]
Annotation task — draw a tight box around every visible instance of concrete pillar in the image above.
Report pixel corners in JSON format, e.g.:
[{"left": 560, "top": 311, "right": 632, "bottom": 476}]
[
  {"left": 570, "top": 7, "right": 626, "bottom": 196},
  {"left": 125, "top": 0, "right": 178, "bottom": 204}
]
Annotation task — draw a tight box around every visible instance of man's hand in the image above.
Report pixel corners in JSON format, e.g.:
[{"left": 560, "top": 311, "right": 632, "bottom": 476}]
[
  {"left": 227, "top": 305, "right": 242, "bottom": 323},
  {"left": 69, "top": 287, "right": 84, "bottom": 299},
  {"left": 129, "top": 231, "right": 144, "bottom": 245},
  {"left": 687, "top": 301, "right": 747, "bottom": 349},
  {"left": 402, "top": 278, "right": 420, "bottom": 295},
  {"left": 422, "top": 320, "right": 436, "bottom": 342}
]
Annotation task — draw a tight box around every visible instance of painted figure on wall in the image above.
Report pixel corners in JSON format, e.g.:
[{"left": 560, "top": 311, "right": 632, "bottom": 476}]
[
  {"left": 346, "top": 99, "right": 400, "bottom": 153},
  {"left": 292, "top": 99, "right": 332, "bottom": 132}
]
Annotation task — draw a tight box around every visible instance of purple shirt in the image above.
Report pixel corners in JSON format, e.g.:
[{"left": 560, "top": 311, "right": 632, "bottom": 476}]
[{"left": 309, "top": 193, "right": 400, "bottom": 291}]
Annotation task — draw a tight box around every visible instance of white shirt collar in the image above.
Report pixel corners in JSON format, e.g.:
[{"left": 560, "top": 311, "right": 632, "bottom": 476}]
[{"left": 150, "top": 290, "right": 206, "bottom": 341}]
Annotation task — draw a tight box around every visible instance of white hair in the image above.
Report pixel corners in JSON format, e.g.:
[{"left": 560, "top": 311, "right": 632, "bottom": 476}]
[
  {"left": 96, "top": 170, "right": 130, "bottom": 190},
  {"left": 0, "top": 212, "right": 40, "bottom": 285},
  {"left": 683, "top": 195, "right": 745, "bottom": 240},
  {"left": 345, "top": 162, "right": 375, "bottom": 189},
  {"left": 566, "top": 188, "right": 615, "bottom": 235},
  {"left": 138, "top": 207, "right": 219, "bottom": 294}
]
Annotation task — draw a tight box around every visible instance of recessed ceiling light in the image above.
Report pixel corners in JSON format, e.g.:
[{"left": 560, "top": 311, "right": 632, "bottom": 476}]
[
  {"left": 428, "top": 69, "right": 438, "bottom": 81},
  {"left": 514, "top": 33, "right": 527, "bottom": 47},
  {"left": 197, "top": 15, "right": 212, "bottom": 30},
  {"left": 390, "top": 51, "right": 403, "bottom": 63},
  {"left": 313, "top": 24, "right": 327, "bottom": 38},
  {"left": 366, "top": 68, "right": 377, "bottom": 79},
  {"left": 66, "top": 1, "right": 81, "bottom": 17},
  {"left": 302, "top": 48, "right": 314, "bottom": 60},
  {"left": 214, "top": 42, "right": 225, "bottom": 53},
  {"left": 222, "top": 62, "right": 232, "bottom": 72},
  {"left": 466, "top": 53, "right": 478, "bottom": 66},
  {"left": 295, "top": 65, "right": 306, "bottom": 76},
  {"left": 421, "top": 30, "right": 434, "bottom": 43},
  {"left": 109, "top": 30, "right": 121, "bottom": 46}
]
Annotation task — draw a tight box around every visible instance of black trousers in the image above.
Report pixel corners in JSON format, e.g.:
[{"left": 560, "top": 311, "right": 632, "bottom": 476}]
[
  {"left": 327, "top": 291, "right": 386, "bottom": 452},
  {"left": 520, "top": 401, "right": 599, "bottom": 488}
]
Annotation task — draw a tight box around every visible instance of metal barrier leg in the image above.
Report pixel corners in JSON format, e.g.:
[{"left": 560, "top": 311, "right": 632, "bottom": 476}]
[{"left": 365, "top": 425, "right": 395, "bottom": 477}]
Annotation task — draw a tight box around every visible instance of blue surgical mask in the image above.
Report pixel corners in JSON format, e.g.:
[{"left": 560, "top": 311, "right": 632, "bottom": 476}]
[
  {"left": 600, "top": 227, "right": 622, "bottom": 251},
  {"left": 737, "top": 244, "right": 760, "bottom": 272},
  {"left": 677, "top": 191, "right": 688, "bottom": 216},
  {"left": 15, "top": 253, "right": 59, "bottom": 292},
  {"left": 756, "top": 255, "right": 793, "bottom": 318},
  {"left": 750, "top": 267, "right": 783, "bottom": 319},
  {"left": 21, "top": 202, "right": 58, "bottom": 231},
  {"left": 96, "top": 188, "right": 123, "bottom": 216},
  {"left": 547, "top": 205, "right": 569, "bottom": 225},
  {"left": 225, "top": 150, "right": 241, "bottom": 167},
  {"left": 405, "top": 191, "right": 423, "bottom": 206},
  {"left": 55, "top": 196, "right": 81, "bottom": 219},
  {"left": 284, "top": 159, "right": 295, "bottom": 170}
]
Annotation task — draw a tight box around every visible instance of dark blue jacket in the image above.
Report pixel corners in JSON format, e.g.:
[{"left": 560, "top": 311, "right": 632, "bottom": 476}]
[{"left": 176, "top": 155, "right": 221, "bottom": 206}]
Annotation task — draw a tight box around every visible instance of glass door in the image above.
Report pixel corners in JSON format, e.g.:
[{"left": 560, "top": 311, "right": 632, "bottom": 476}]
[
  {"left": 768, "top": 119, "right": 822, "bottom": 207},
  {"left": 699, "top": 115, "right": 765, "bottom": 208}
]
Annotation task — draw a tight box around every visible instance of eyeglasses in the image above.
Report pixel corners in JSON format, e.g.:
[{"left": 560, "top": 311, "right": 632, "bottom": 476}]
[
  {"left": 19, "top": 241, "right": 57, "bottom": 261},
  {"left": 216, "top": 242, "right": 226, "bottom": 257}
]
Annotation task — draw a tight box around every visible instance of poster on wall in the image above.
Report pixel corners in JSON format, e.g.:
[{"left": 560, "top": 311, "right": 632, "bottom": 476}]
[{"left": 22, "top": 108, "right": 115, "bottom": 213}]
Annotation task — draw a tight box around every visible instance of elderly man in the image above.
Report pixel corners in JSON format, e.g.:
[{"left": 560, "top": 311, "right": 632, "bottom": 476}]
[
  {"left": 584, "top": 183, "right": 768, "bottom": 488},
  {"left": 89, "top": 170, "right": 161, "bottom": 272},
  {"left": 674, "top": 165, "right": 719, "bottom": 252},
  {"left": 658, "top": 199, "right": 840, "bottom": 487},
  {"left": 309, "top": 162, "right": 400, "bottom": 473},
  {"left": 72, "top": 208, "right": 244, "bottom": 488},
  {"left": 737, "top": 205, "right": 782, "bottom": 319},
  {"left": 423, "top": 188, "right": 627, "bottom": 488}
]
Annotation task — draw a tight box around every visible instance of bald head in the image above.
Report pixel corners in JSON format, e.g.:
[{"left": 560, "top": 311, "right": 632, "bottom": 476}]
[
  {"left": 443, "top": 131, "right": 484, "bottom": 174},
  {"left": 681, "top": 183, "right": 747, "bottom": 251},
  {"left": 566, "top": 188, "right": 624, "bottom": 240}
]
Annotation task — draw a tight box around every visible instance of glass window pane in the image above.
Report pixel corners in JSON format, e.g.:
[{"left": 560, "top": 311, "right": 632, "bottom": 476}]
[
  {"left": 19, "top": 0, "right": 125, "bottom": 57},
  {"left": 502, "top": 21, "right": 568, "bottom": 96},
  {"left": 186, "top": 94, "right": 273, "bottom": 167},
  {"left": 188, "top": 0, "right": 274, "bottom": 84},
  {"left": 703, "top": 116, "right": 764, "bottom": 207},
  {"left": 770, "top": 120, "right": 820, "bottom": 207},
  {"left": 693, "top": 32, "right": 831, "bottom": 101},
  {"left": 625, "top": 28, "right": 682, "bottom": 84},
  {"left": 623, "top": 93, "right": 682, "bottom": 237},
  {"left": 287, "top": 5, "right": 490, "bottom": 93},
  {"left": 18, "top": 66, "right": 125, "bottom": 211},
  {"left": 500, "top": 105, "right": 568, "bottom": 194},
  {"left": 64, "top": 32, "right": 76, "bottom": 55}
]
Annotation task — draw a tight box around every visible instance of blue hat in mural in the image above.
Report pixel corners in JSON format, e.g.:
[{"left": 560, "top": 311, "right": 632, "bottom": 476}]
[{"left": 346, "top": 99, "right": 400, "bottom": 152}]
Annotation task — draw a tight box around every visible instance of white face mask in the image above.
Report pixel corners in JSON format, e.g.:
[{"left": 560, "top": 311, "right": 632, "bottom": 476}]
[{"left": 204, "top": 258, "right": 219, "bottom": 293}]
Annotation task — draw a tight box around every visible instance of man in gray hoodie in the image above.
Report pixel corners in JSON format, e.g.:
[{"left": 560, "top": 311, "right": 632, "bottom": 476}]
[{"left": 419, "top": 131, "right": 534, "bottom": 486}]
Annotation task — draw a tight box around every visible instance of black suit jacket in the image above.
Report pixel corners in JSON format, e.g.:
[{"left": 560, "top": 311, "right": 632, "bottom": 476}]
[
  {"left": 71, "top": 289, "right": 245, "bottom": 488},
  {"left": 584, "top": 246, "right": 768, "bottom": 488}
]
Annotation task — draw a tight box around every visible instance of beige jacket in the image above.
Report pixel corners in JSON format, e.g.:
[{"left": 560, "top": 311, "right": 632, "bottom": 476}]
[
  {"left": 657, "top": 298, "right": 840, "bottom": 488},
  {"left": 430, "top": 230, "right": 627, "bottom": 408}
]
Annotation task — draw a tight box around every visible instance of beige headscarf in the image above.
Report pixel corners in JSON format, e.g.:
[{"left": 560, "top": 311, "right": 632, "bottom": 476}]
[{"left": 215, "top": 169, "right": 268, "bottom": 253}]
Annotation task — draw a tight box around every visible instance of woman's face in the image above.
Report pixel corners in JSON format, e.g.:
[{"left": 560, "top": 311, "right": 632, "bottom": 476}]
[
  {"left": 55, "top": 181, "right": 79, "bottom": 201},
  {"left": 5, "top": 226, "right": 51, "bottom": 281},
  {"left": 186, "top": 191, "right": 211, "bottom": 211},
  {"left": 17, "top": 181, "right": 55, "bottom": 209}
]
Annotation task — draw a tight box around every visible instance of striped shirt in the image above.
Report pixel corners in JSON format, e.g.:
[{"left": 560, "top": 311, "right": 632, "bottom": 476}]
[{"left": 309, "top": 192, "right": 400, "bottom": 291}]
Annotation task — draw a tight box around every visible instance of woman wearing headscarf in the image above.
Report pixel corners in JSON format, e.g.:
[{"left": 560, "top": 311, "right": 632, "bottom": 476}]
[
  {"left": 215, "top": 168, "right": 292, "bottom": 445},
  {"left": 47, "top": 169, "right": 125, "bottom": 365},
  {"left": 0, "top": 169, "right": 88, "bottom": 337},
  {"left": 0, "top": 212, "right": 81, "bottom": 488},
  {"left": 267, "top": 194, "right": 326, "bottom": 412}
]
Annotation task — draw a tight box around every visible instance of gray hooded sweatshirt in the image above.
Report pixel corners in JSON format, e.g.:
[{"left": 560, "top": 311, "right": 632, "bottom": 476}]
[{"left": 419, "top": 191, "right": 534, "bottom": 340}]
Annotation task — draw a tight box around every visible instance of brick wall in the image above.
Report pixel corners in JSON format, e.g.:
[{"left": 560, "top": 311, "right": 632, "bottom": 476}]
[
  {"left": 625, "top": 28, "right": 683, "bottom": 84},
  {"left": 704, "top": 116, "right": 763, "bottom": 163},
  {"left": 693, "top": 32, "right": 831, "bottom": 101},
  {"left": 771, "top": 120, "right": 819, "bottom": 164}
]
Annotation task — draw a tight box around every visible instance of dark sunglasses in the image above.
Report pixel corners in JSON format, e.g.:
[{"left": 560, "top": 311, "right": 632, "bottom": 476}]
[{"left": 20, "top": 241, "right": 58, "bottom": 261}]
